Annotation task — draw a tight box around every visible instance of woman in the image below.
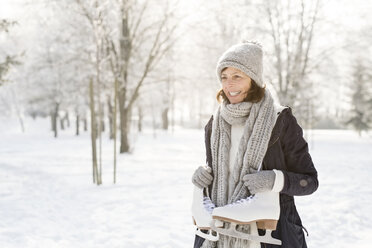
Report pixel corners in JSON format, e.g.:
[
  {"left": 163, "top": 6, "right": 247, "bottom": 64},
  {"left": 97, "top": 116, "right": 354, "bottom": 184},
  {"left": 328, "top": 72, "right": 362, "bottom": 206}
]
[{"left": 192, "top": 41, "right": 318, "bottom": 248}]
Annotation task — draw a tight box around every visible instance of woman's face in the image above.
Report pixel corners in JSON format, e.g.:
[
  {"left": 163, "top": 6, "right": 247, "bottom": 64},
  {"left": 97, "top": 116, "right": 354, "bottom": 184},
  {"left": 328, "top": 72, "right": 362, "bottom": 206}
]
[{"left": 221, "top": 67, "right": 252, "bottom": 104}]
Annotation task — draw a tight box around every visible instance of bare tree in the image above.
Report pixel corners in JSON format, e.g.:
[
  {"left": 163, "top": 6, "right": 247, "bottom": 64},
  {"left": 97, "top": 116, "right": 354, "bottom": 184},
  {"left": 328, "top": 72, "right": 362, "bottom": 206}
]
[
  {"left": 89, "top": 78, "right": 101, "bottom": 184},
  {"left": 261, "top": 0, "right": 321, "bottom": 126},
  {"left": 113, "top": 78, "right": 118, "bottom": 183},
  {"left": 74, "top": 0, "right": 106, "bottom": 184},
  {"left": 105, "top": 0, "right": 180, "bottom": 153},
  {"left": 345, "top": 59, "right": 371, "bottom": 136}
]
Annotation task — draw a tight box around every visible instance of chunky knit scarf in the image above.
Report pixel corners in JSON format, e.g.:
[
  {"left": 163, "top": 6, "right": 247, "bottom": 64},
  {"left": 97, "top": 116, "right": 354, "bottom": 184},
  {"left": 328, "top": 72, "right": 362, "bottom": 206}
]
[{"left": 202, "top": 90, "right": 276, "bottom": 248}]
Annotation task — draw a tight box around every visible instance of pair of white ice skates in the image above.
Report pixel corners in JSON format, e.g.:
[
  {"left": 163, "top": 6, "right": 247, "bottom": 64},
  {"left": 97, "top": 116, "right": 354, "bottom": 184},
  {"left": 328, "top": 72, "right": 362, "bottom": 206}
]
[{"left": 191, "top": 186, "right": 282, "bottom": 245}]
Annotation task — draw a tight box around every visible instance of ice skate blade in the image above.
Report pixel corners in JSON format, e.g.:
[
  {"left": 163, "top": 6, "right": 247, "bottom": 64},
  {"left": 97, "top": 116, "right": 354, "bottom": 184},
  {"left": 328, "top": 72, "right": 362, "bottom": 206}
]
[
  {"left": 212, "top": 215, "right": 256, "bottom": 225},
  {"left": 192, "top": 217, "right": 219, "bottom": 241},
  {"left": 213, "top": 216, "right": 278, "bottom": 230},
  {"left": 195, "top": 228, "right": 219, "bottom": 242},
  {"left": 210, "top": 220, "right": 282, "bottom": 245}
]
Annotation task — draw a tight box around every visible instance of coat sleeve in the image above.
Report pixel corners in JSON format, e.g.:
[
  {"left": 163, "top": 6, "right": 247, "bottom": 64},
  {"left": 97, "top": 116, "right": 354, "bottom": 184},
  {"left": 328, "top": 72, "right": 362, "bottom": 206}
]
[{"left": 280, "top": 108, "right": 319, "bottom": 196}]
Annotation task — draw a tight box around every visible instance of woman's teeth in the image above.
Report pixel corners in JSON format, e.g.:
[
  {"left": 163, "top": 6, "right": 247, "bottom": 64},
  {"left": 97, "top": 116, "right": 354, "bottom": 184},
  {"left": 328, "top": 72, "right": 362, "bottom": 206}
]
[{"left": 229, "top": 91, "right": 241, "bottom": 97}]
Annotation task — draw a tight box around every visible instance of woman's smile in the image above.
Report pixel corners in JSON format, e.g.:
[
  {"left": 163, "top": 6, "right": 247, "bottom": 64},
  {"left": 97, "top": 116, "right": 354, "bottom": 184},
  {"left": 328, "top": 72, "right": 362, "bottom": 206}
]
[
  {"left": 228, "top": 91, "right": 242, "bottom": 97},
  {"left": 221, "top": 67, "right": 252, "bottom": 104}
]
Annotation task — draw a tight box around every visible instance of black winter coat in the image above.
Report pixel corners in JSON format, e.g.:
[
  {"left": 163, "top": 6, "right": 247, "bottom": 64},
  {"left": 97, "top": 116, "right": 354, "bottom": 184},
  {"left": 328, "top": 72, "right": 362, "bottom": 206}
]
[{"left": 193, "top": 107, "right": 319, "bottom": 248}]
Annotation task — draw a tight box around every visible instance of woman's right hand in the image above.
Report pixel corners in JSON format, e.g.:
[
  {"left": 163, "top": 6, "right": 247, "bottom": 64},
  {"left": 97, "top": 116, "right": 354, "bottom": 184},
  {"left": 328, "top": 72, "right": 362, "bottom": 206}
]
[{"left": 192, "top": 166, "right": 213, "bottom": 189}]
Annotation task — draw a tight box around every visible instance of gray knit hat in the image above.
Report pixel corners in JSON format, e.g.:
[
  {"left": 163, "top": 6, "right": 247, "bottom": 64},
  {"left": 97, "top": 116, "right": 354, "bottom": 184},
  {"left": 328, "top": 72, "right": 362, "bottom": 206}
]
[{"left": 216, "top": 41, "right": 264, "bottom": 87}]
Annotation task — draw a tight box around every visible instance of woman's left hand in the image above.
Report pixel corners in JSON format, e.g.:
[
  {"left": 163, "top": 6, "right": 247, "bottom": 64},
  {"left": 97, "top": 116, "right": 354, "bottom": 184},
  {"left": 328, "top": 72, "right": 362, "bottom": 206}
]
[{"left": 242, "top": 170, "right": 276, "bottom": 194}]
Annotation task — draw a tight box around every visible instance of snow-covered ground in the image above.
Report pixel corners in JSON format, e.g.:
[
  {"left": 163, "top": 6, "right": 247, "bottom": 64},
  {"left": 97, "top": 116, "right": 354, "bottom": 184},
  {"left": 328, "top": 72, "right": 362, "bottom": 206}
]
[{"left": 0, "top": 118, "right": 371, "bottom": 248}]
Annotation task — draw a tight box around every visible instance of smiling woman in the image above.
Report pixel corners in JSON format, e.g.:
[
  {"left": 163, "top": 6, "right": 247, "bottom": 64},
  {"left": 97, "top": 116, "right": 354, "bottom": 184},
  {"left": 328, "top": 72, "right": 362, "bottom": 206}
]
[
  {"left": 191, "top": 41, "right": 318, "bottom": 248},
  {"left": 220, "top": 67, "right": 252, "bottom": 103},
  {"left": 216, "top": 67, "right": 265, "bottom": 104}
]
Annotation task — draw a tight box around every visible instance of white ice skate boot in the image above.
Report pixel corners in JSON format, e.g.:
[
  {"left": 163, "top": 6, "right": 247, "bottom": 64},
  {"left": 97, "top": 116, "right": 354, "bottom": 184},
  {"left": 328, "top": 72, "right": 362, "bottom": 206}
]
[
  {"left": 210, "top": 191, "right": 282, "bottom": 245},
  {"left": 191, "top": 186, "right": 219, "bottom": 241}
]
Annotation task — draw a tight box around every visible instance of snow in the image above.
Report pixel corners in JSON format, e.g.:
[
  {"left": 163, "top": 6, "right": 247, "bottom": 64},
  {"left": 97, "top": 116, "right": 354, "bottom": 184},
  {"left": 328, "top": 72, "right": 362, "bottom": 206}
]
[{"left": 0, "top": 118, "right": 372, "bottom": 248}]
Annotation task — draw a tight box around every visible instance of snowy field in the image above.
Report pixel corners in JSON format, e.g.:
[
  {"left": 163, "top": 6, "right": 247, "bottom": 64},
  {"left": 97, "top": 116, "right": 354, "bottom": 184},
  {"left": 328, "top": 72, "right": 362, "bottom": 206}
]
[{"left": 0, "top": 118, "right": 372, "bottom": 248}]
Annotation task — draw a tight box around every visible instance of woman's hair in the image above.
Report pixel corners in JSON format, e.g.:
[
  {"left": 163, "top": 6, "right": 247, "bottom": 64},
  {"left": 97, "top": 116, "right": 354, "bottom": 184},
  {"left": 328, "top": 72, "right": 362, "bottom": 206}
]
[{"left": 216, "top": 79, "right": 266, "bottom": 103}]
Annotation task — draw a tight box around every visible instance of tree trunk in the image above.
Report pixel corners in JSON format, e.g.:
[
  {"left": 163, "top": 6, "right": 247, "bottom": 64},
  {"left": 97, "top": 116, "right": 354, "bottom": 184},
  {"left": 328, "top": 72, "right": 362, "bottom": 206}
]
[
  {"left": 170, "top": 82, "right": 175, "bottom": 134},
  {"left": 113, "top": 78, "right": 118, "bottom": 183},
  {"left": 66, "top": 112, "right": 70, "bottom": 127},
  {"left": 60, "top": 116, "right": 65, "bottom": 130},
  {"left": 162, "top": 74, "right": 171, "bottom": 131},
  {"left": 100, "top": 102, "right": 105, "bottom": 133},
  {"left": 138, "top": 105, "right": 143, "bottom": 133},
  {"left": 120, "top": 107, "right": 130, "bottom": 153},
  {"left": 89, "top": 78, "right": 99, "bottom": 185},
  {"left": 50, "top": 114, "right": 54, "bottom": 131},
  {"left": 76, "top": 114, "right": 80, "bottom": 136},
  {"left": 118, "top": 8, "right": 131, "bottom": 153},
  {"left": 60, "top": 112, "right": 70, "bottom": 131},
  {"left": 107, "top": 95, "right": 114, "bottom": 139},
  {"left": 94, "top": 123, "right": 98, "bottom": 140},
  {"left": 162, "top": 107, "right": 169, "bottom": 130},
  {"left": 52, "top": 103, "right": 59, "bottom": 138},
  {"left": 119, "top": 88, "right": 130, "bottom": 153},
  {"left": 83, "top": 118, "right": 88, "bottom": 131}
]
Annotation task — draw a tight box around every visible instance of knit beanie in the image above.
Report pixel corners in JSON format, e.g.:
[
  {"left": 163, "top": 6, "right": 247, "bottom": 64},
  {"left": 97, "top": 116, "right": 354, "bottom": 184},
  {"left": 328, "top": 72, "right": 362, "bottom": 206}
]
[{"left": 216, "top": 40, "right": 264, "bottom": 88}]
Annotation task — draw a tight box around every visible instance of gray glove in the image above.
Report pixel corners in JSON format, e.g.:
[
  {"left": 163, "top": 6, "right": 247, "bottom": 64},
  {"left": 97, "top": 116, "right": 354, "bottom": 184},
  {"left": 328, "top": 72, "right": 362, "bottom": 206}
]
[
  {"left": 192, "top": 166, "right": 213, "bottom": 189},
  {"left": 242, "top": 170, "right": 276, "bottom": 194}
]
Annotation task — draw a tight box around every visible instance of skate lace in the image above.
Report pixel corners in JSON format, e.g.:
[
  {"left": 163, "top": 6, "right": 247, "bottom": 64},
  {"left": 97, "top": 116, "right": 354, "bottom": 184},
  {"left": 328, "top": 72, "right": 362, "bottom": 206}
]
[
  {"left": 228, "top": 195, "right": 255, "bottom": 207},
  {"left": 203, "top": 197, "right": 215, "bottom": 214}
]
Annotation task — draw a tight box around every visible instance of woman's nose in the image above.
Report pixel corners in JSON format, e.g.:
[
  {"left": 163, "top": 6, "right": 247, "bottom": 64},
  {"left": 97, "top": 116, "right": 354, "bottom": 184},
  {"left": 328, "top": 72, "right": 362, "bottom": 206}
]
[{"left": 225, "top": 78, "right": 234, "bottom": 85}]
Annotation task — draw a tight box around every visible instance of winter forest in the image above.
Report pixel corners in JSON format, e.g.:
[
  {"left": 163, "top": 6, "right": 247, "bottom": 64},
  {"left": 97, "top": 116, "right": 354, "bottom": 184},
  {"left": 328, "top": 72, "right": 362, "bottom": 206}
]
[{"left": 1, "top": 0, "right": 372, "bottom": 247}]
